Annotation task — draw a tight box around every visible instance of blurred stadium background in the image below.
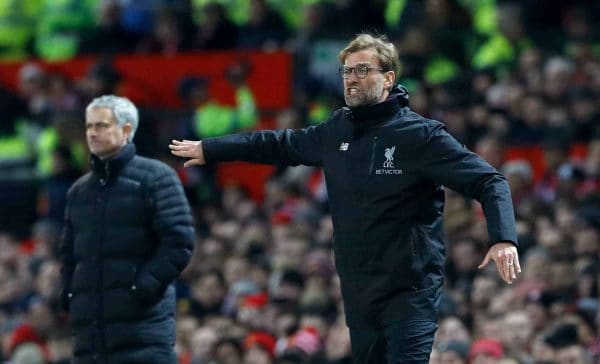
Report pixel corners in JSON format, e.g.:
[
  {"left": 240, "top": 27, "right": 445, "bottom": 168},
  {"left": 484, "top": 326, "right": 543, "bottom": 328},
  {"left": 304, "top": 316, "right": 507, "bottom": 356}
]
[{"left": 0, "top": 0, "right": 598, "bottom": 363}]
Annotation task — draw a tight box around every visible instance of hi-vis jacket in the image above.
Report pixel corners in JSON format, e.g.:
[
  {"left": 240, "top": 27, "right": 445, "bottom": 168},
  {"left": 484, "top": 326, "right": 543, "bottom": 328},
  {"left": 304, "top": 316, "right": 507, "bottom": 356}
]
[{"left": 202, "top": 86, "right": 517, "bottom": 328}]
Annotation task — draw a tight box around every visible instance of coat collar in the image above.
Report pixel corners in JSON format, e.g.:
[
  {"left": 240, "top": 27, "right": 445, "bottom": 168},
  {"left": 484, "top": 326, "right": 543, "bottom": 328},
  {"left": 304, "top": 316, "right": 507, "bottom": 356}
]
[
  {"left": 90, "top": 143, "right": 135, "bottom": 184},
  {"left": 348, "top": 84, "right": 410, "bottom": 129}
]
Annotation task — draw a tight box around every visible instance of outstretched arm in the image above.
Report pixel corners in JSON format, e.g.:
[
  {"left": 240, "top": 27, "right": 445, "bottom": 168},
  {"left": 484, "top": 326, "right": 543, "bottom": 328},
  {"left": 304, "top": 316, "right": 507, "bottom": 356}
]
[
  {"left": 169, "top": 122, "right": 329, "bottom": 167},
  {"left": 169, "top": 140, "right": 205, "bottom": 167}
]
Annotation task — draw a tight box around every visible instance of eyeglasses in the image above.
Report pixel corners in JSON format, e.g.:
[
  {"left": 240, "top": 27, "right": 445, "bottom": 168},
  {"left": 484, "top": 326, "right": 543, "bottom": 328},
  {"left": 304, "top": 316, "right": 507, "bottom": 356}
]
[{"left": 338, "top": 65, "right": 385, "bottom": 79}]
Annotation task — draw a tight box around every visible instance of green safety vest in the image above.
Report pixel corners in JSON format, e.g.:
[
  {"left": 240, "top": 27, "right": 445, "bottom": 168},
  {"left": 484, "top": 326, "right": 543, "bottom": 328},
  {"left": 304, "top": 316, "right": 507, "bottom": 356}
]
[
  {"left": 268, "top": 0, "right": 330, "bottom": 30},
  {"left": 308, "top": 102, "right": 330, "bottom": 125},
  {"left": 425, "top": 56, "right": 460, "bottom": 85},
  {"left": 0, "top": 119, "right": 33, "bottom": 160},
  {"left": 0, "top": 134, "right": 28, "bottom": 159},
  {"left": 35, "top": 126, "right": 85, "bottom": 176},
  {"left": 472, "top": 33, "right": 534, "bottom": 70},
  {"left": 0, "top": 0, "right": 41, "bottom": 61},
  {"left": 35, "top": 0, "right": 97, "bottom": 61},
  {"left": 194, "top": 86, "right": 257, "bottom": 138},
  {"left": 459, "top": 0, "right": 497, "bottom": 35},
  {"left": 191, "top": 0, "right": 250, "bottom": 26},
  {"left": 36, "top": 127, "right": 57, "bottom": 176},
  {"left": 385, "top": 0, "right": 407, "bottom": 29},
  {"left": 235, "top": 86, "right": 257, "bottom": 129}
]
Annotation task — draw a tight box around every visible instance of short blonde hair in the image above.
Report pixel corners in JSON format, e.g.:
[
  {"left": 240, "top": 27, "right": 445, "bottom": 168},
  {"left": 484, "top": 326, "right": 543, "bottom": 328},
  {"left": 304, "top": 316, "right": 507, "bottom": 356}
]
[{"left": 338, "top": 34, "right": 399, "bottom": 74}]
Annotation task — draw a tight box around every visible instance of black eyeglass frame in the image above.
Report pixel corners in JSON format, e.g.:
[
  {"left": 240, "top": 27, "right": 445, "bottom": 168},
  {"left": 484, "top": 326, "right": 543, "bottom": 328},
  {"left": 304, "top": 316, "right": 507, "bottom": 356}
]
[{"left": 338, "top": 65, "right": 386, "bottom": 79}]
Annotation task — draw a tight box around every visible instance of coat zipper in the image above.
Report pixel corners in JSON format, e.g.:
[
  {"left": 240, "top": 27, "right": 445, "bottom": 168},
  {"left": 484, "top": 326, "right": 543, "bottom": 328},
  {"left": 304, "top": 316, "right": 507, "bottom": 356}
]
[
  {"left": 368, "top": 136, "right": 378, "bottom": 174},
  {"left": 97, "top": 182, "right": 108, "bottom": 360},
  {"left": 410, "top": 231, "right": 417, "bottom": 257}
]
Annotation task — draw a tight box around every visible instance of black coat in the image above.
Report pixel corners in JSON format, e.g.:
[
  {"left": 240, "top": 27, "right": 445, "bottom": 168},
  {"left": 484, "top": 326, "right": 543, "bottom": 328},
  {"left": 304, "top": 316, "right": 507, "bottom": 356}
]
[
  {"left": 59, "top": 143, "right": 195, "bottom": 363},
  {"left": 202, "top": 86, "right": 517, "bottom": 328}
]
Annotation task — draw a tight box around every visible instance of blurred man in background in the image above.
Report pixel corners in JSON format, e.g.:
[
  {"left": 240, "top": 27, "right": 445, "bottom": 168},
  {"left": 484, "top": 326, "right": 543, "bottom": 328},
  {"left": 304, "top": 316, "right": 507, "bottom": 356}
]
[{"left": 59, "top": 95, "right": 195, "bottom": 363}]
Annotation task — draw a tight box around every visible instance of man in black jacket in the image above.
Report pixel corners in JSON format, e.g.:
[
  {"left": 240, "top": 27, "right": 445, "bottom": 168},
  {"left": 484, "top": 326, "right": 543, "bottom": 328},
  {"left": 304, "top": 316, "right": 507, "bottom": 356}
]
[
  {"left": 59, "top": 95, "right": 195, "bottom": 364},
  {"left": 170, "top": 34, "right": 521, "bottom": 363}
]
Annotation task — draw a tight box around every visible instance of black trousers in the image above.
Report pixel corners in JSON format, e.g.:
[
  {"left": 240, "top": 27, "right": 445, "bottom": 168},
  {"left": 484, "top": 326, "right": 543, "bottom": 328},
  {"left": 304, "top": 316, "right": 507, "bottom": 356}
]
[{"left": 349, "top": 319, "right": 437, "bottom": 364}]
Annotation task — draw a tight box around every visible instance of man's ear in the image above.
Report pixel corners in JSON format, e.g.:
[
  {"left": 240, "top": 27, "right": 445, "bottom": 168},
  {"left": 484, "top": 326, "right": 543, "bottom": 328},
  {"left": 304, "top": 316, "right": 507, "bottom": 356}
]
[
  {"left": 123, "top": 122, "right": 132, "bottom": 139},
  {"left": 384, "top": 71, "right": 396, "bottom": 90}
]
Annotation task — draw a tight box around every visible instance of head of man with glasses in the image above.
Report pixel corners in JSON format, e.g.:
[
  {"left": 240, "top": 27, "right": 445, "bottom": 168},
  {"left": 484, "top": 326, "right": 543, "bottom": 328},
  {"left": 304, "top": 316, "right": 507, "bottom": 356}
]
[{"left": 338, "top": 34, "right": 398, "bottom": 108}]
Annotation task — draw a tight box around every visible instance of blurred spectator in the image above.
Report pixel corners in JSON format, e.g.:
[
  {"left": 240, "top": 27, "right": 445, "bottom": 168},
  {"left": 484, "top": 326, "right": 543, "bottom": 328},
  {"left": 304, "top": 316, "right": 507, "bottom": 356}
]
[
  {"left": 79, "top": 0, "right": 140, "bottom": 55},
  {"left": 213, "top": 337, "right": 243, "bottom": 364},
  {"left": 435, "top": 316, "right": 471, "bottom": 349},
  {"left": 188, "top": 269, "right": 227, "bottom": 320},
  {"left": 189, "top": 324, "right": 219, "bottom": 364},
  {"left": 243, "top": 330, "right": 276, "bottom": 364},
  {"left": 194, "top": 3, "right": 238, "bottom": 50},
  {"left": 137, "top": 6, "right": 192, "bottom": 55},
  {"left": 35, "top": 112, "right": 85, "bottom": 177},
  {"left": 556, "top": 344, "right": 593, "bottom": 364},
  {"left": 34, "top": 0, "right": 96, "bottom": 61},
  {"left": 17, "top": 63, "right": 49, "bottom": 123},
  {"left": 76, "top": 58, "right": 122, "bottom": 104},
  {"left": 500, "top": 310, "right": 535, "bottom": 362},
  {"left": 471, "top": 2, "right": 532, "bottom": 71},
  {"left": 238, "top": 0, "right": 289, "bottom": 51},
  {"left": 179, "top": 63, "right": 258, "bottom": 139},
  {"left": 0, "top": 0, "right": 39, "bottom": 61},
  {"left": 438, "top": 340, "right": 469, "bottom": 364},
  {"left": 469, "top": 338, "right": 505, "bottom": 363},
  {"left": 502, "top": 159, "right": 535, "bottom": 213},
  {"left": 118, "top": 0, "right": 155, "bottom": 36},
  {"left": 6, "top": 298, "right": 53, "bottom": 362},
  {"left": 569, "top": 88, "right": 599, "bottom": 142}
]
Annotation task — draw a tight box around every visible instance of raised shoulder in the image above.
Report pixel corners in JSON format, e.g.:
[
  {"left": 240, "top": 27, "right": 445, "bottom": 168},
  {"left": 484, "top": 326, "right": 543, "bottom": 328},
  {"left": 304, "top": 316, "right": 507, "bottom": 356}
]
[
  {"left": 385, "top": 110, "right": 444, "bottom": 145},
  {"left": 420, "top": 117, "right": 445, "bottom": 131},
  {"left": 399, "top": 110, "right": 444, "bottom": 131}
]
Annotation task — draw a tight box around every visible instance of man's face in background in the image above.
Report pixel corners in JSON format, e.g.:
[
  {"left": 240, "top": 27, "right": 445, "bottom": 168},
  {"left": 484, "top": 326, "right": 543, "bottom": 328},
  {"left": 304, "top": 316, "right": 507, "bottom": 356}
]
[{"left": 86, "top": 107, "right": 130, "bottom": 159}]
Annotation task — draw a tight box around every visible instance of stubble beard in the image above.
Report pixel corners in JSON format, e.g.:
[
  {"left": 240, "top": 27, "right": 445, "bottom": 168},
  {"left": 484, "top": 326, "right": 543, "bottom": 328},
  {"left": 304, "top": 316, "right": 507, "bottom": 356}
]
[{"left": 344, "top": 78, "right": 385, "bottom": 108}]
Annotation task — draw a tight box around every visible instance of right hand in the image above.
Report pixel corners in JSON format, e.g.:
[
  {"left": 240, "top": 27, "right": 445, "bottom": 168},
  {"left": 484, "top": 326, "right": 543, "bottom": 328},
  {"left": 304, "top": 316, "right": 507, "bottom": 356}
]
[{"left": 169, "top": 140, "right": 205, "bottom": 167}]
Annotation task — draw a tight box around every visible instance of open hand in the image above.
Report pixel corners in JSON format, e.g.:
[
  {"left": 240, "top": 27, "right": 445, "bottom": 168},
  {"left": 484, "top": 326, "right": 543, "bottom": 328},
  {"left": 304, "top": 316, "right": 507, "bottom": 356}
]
[
  {"left": 478, "top": 242, "right": 521, "bottom": 284},
  {"left": 168, "top": 140, "right": 205, "bottom": 167}
]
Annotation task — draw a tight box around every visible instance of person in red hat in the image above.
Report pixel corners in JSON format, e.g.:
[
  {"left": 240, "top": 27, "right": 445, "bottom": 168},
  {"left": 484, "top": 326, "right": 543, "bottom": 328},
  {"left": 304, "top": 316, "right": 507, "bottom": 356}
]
[
  {"left": 238, "top": 292, "right": 270, "bottom": 331},
  {"left": 244, "top": 331, "right": 277, "bottom": 364},
  {"left": 469, "top": 338, "right": 504, "bottom": 364}
]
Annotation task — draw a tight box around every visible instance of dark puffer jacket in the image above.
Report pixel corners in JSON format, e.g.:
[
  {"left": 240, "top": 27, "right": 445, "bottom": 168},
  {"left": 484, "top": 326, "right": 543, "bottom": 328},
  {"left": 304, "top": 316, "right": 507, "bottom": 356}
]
[{"left": 59, "top": 143, "right": 195, "bottom": 364}]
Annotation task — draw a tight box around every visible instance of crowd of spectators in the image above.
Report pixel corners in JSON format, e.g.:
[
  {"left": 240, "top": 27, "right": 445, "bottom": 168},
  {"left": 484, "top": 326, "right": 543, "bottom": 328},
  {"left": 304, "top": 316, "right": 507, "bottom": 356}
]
[{"left": 0, "top": 0, "right": 599, "bottom": 363}]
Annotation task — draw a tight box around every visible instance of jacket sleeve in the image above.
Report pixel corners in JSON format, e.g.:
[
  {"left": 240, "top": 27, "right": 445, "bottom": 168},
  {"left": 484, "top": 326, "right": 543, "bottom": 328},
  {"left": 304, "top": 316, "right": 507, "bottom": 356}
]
[
  {"left": 132, "top": 167, "right": 195, "bottom": 304},
  {"left": 417, "top": 123, "right": 517, "bottom": 246},
  {"left": 58, "top": 191, "right": 75, "bottom": 312},
  {"left": 201, "top": 122, "right": 326, "bottom": 167}
]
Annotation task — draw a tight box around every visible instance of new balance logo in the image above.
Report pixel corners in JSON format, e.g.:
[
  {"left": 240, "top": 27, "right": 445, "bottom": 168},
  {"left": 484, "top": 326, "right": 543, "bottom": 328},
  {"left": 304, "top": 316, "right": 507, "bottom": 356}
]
[{"left": 339, "top": 142, "right": 349, "bottom": 151}]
